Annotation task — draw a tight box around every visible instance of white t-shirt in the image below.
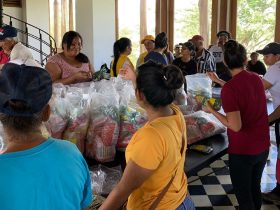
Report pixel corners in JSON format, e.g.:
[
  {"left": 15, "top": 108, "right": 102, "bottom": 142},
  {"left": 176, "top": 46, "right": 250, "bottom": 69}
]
[
  {"left": 209, "top": 44, "right": 224, "bottom": 63},
  {"left": 263, "top": 60, "right": 280, "bottom": 109},
  {"left": 10, "top": 42, "right": 34, "bottom": 61}
]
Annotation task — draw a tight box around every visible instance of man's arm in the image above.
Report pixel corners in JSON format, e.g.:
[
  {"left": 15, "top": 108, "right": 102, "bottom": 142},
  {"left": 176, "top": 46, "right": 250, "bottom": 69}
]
[{"left": 269, "top": 105, "right": 280, "bottom": 124}]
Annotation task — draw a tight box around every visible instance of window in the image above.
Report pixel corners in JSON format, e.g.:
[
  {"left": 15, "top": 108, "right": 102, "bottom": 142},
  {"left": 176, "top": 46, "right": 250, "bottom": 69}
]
[
  {"left": 118, "top": 0, "right": 155, "bottom": 65},
  {"left": 174, "top": 0, "right": 212, "bottom": 47},
  {"left": 49, "top": 0, "right": 76, "bottom": 49},
  {"left": 237, "top": 0, "right": 276, "bottom": 53}
]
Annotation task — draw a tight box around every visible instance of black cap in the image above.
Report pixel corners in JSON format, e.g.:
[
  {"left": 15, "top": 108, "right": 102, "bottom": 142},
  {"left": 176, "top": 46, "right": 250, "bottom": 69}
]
[
  {"left": 256, "top": 42, "right": 280, "bottom": 55},
  {"left": 217, "top": 31, "right": 231, "bottom": 39},
  {"left": 0, "top": 63, "right": 52, "bottom": 116},
  {"left": 0, "top": 25, "right": 18, "bottom": 40}
]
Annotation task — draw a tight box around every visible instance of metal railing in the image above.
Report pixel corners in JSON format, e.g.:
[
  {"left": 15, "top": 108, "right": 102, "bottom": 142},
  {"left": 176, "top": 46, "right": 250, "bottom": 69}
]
[{"left": 3, "top": 13, "right": 57, "bottom": 66}]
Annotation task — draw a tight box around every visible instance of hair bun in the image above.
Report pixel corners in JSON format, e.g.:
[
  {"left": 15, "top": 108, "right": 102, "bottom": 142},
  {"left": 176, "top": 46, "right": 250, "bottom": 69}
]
[{"left": 162, "top": 65, "right": 184, "bottom": 90}]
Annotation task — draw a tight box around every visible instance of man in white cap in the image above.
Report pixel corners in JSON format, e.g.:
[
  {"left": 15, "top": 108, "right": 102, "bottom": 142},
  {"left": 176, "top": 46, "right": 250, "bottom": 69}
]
[
  {"left": 0, "top": 25, "right": 35, "bottom": 69},
  {"left": 209, "top": 30, "right": 232, "bottom": 82},
  {"left": 257, "top": 42, "right": 280, "bottom": 205}
]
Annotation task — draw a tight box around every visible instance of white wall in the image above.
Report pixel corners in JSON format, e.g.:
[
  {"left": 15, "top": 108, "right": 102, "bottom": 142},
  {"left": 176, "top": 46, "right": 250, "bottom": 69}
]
[
  {"left": 76, "top": 0, "right": 94, "bottom": 66},
  {"left": 76, "top": 0, "right": 116, "bottom": 70},
  {"left": 3, "top": 7, "right": 23, "bottom": 29},
  {"left": 3, "top": 7, "right": 24, "bottom": 41},
  {"left": 3, "top": 1, "right": 116, "bottom": 69},
  {"left": 22, "top": 0, "right": 50, "bottom": 63}
]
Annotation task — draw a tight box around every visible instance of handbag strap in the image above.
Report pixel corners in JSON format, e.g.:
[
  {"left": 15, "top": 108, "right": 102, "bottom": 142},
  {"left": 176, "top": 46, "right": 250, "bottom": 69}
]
[{"left": 149, "top": 115, "right": 186, "bottom": 210}]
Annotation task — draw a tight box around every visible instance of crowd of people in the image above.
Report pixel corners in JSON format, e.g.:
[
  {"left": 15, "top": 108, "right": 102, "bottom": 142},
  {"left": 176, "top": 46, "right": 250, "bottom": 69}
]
[{"left": 0, "top": 23, "right": 280, "bottom": 210}]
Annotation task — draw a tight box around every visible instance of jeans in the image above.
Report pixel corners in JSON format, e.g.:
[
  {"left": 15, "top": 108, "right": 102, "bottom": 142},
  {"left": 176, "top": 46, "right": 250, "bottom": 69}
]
[
  {"left": 229, "top": 150, "right": 269, "bottom": 210},
  {"left": 176, "top": 196, "right": 195, "bottom": 210}
]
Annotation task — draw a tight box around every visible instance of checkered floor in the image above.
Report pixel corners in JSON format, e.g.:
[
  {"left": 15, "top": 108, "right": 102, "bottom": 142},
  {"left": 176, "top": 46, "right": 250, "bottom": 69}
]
[{"left": 188, "top": 126, "right": 280, "bottom": 210}]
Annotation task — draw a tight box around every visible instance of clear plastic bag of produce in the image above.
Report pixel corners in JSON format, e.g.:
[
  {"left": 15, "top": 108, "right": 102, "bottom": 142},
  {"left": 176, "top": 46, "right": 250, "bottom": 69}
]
[
  {"left": 178, "top": 93, "right": 204, "bottom": 115},
  {"left": 174, "top": 86, "right": 187, "bottom": 105},
  {"left": 86, "top": 82, "right": 120, "bottom": 162},
  {"left": 186, "top": 73, "right": 212, "bottom": 98},
  {"left": 90, "top": 164, "right": 122, "bottom": 195},
  {"left": 185, "top": 111, "right": 226, "bottom": 145},
  {"left": 62, "top": 87, "right": 91, "bottom": 153},
  {"left": 116, "top": 81, "right": 147, "bottom": 149},
  {"left": 45, "top": 93, "right": 69, "bottom": 139},
  {"left": 118, "top": 99, "right": 147, "bottom": 149}
]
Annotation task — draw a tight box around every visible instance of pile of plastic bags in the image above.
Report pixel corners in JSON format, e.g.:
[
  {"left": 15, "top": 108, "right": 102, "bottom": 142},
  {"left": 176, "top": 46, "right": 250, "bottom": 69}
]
[
  {"left": 43, "top": 73, "right": 226, "bottom": 162},
  {"left": 45, "top": 78, "right": 148, "bottom": 162}
]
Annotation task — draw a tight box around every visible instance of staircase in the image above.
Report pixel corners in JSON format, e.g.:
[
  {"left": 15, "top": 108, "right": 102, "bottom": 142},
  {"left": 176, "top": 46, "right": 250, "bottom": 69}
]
[{"left": 3, "top": 12, "right": 57, "bottom": 66}]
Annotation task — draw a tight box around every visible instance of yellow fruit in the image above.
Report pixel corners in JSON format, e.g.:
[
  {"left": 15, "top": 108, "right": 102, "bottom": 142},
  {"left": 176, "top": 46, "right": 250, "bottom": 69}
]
[{"left": 208, "top": 98, "right": 216, "bottom": 106}]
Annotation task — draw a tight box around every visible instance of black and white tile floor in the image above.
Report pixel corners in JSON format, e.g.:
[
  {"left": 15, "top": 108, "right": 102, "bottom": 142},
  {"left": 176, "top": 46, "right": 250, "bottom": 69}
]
[{"left": 188, "top": 127, "right": 280, "bottom": 210}]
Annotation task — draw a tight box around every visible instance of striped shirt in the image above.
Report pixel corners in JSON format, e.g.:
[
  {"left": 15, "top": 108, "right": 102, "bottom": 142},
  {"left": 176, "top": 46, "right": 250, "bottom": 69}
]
[{"left": 195, "top": 49, "right": 216, "bottom": 73}]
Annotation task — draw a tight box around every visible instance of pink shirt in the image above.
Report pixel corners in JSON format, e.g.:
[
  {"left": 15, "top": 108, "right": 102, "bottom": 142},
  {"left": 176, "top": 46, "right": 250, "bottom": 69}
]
[{"left": 47, "top": 54, "right": 90, "bottom": 79}]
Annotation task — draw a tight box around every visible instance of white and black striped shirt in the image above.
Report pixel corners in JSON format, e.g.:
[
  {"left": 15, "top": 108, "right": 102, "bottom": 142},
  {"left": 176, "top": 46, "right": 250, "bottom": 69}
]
[{"left": 195, "top": 49, "right": 216, "bottom": 73}]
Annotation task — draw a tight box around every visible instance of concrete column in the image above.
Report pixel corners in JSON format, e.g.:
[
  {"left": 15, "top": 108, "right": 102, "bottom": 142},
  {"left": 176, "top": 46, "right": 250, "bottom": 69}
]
[{"left": 76, "top": 0, "right": 116, "bottom": 70}]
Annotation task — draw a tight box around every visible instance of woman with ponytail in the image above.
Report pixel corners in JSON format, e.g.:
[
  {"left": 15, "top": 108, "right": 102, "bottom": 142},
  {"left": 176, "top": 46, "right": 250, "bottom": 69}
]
[
  {"left": 100, "top": 61, "right": 195, "bottom": 210},
  {"left": 46, "top": 31, "right": 94, "bottom": 85},
  {"left": 110, "top": 37, "right": 134, "bottom": 77},
  {"left": 204, "top": 40, "right": 269, "bottom": 210}
]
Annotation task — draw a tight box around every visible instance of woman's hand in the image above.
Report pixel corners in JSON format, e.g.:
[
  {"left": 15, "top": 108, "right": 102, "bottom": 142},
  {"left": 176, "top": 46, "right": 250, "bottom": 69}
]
[
  {"left": 119, "top": 65, "right": 136, "bottom": 81},
  {"left": 119, "top": 65, "right": 137, "bottom": 89},
  {"left": 73, "top": 71, "right": 92, "bottom": 83},
  {"left": 207, "top": 72, "right": 226, "bottom": 87},
  {"left": 98, "top": 160, "right": 153, "bottom": 210}
]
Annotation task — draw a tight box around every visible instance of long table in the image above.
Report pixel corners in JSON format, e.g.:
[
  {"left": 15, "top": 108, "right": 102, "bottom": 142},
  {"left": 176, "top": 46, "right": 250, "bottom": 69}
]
[
  {"left": 184, "top": 133, "right": 228, "bottom": 177},
  {"left": 185, "top": 100, "right": 275, "bottom": 177}
]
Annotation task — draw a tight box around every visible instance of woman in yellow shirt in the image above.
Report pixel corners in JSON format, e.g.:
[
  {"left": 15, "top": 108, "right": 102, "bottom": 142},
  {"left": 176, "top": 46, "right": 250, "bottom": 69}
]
[
  {"left": 110, "top": 37, "right": 134, "bottom": 77},
  {"left": 100, "top": 61, "right": 195, "bottom": 210}
]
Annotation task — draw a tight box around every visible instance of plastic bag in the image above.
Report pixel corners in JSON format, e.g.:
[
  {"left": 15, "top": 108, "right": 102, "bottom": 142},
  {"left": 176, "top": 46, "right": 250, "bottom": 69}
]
[
  {"left": 118, "top": 98, "right": 147, "bottom": 149},
  {"left": 185, "top": 111, "right": 226, "bottom": 145},
  {"left": 90, "top": 165, "right": 122, "bottom": 195},
  {"left": 117, "top": 82, "right": 147, "bottom": 149},
  {"left": 86, "top": 82, "right": 120, "bottom": 162},
  {"left": 45, "top": 94, "right": 69, "bottom": 139},
  {"left": 174, "top": 86, "right": 187, "bottom": 105},
  {"left": 90, "top": 167, "right": 106, "bottom": 195},
  {"left": 62, "top": 87, "right": 91, "bottom": 153},
  {"left": 186, "top": 74, "right": 212, "bottom": 98}
]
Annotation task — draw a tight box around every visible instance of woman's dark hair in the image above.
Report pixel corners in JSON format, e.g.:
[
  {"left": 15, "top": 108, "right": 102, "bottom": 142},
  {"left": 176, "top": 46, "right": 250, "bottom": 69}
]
[
  {"left": 155, "top": 32, "right": 168, "bottom": 49},
  {"left": 250, "top": 52, "right": 259, "bottom": 57},
  {"left": 182, "top": 41, "right": 196, "bottom": 56},
  {"left": 61, "top": 31, "right": 89, "bottom": 63},
  {"left": 224, "top": 40, "right": 247, "bottom": 69},
  {"left": 112, "top": 37, "right": 131, "bottom": 77},
  {"left": 0, "top": 101, "right": 43, "bottom": 133},
  {"left": 137, "top": 61, "right": 184, "bottom": 107}
]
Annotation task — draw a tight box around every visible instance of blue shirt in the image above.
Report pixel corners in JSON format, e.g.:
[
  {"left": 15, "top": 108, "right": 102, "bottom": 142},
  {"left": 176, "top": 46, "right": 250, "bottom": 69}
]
[
  {"left": 0, "top": 138, "right": 92, "bottom": 210},
  {"left": 144, "top": 51, "right": 168, "bottom": 65}
]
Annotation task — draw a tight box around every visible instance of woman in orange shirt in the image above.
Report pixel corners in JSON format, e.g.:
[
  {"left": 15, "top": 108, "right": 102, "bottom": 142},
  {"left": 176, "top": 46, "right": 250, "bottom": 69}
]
[{"left": 100, "top": 61, "right": 195, "bottom": 210}]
